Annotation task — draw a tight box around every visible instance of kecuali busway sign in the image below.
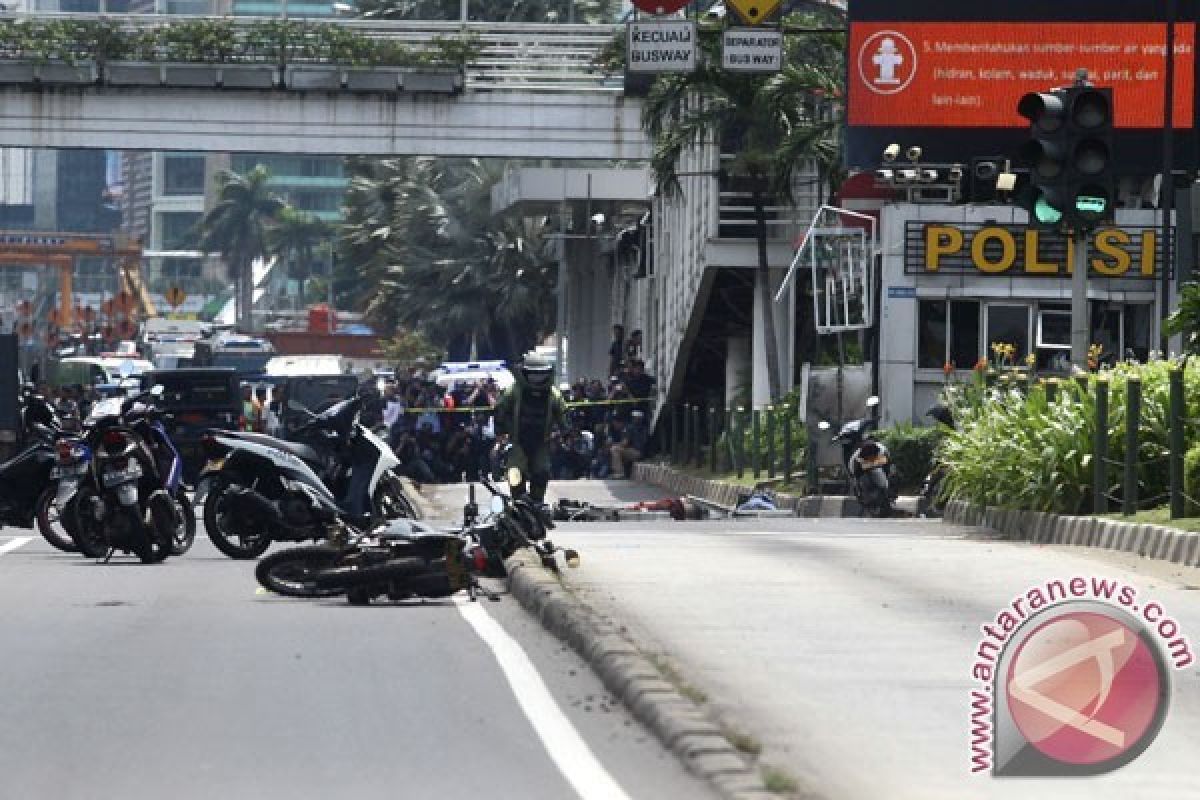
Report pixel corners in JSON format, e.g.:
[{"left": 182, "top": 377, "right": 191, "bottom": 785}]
[
  {"left": 723, "top": 29, "right": 783, "bottom": 72},
  {"left": 627, "top": 20, "right": 697, "bottom": 73}
]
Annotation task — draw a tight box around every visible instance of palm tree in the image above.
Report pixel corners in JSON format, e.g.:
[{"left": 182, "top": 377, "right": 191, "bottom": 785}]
[
  {"left": 268, "top": 206, "right": 332, "bottom": 286},
  {"left": 641, "top": 27, "right": 842, "bottom": 401},
  {"left": 342, "top": 156, "right": 556, "bottom": 361},
  {"left": 194, "top": 165, "right": 285, "bottom": 331}
]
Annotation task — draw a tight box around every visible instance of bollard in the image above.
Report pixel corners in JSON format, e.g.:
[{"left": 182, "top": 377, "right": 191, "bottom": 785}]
[
  {"left": 1093, "top": 378, "right": 1109, "bottom": 515},
  {"left": 736, "top": 407, "right": 746, "bottom": 480},
  {"left": 751, "top": 409, "right": 761, "bottom": 480},
  {"left": 708, "top": 406, "right": 718, "bottom": 474},
  {"left": 1123, "top": 378, "right": 1141, "bottom": 517},
  {"left": 766, "top": 406, "right": 776, "bottom": 479},
  {"left": 782, "top": 406, "right": 793, "bottom": 485},
  {"left": 1170, "top": 368, "right": 1185, "bottom": 519}
]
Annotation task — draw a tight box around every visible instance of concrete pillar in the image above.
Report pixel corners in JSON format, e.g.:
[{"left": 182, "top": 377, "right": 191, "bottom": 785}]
[
  {"left": 725, "top": 336, "right": 751, "bottom": 407},
  {"left": 751, "top": 268, "right": 794, "bottom": 407}
]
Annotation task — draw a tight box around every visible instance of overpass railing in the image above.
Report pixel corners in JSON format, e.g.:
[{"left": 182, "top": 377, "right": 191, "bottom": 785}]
[{"left": 0, "top": 13, "right": 624, "bottom": 93}]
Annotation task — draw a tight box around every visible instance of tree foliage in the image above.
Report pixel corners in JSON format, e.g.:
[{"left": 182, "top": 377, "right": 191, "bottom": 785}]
[
  {"left": 354, "top": 0, "right": 620, "bottom": 22},
  {"left": 193, "top": 165, "right": 285, "bottom": 330},
  {"left": 341, "top": 157, "right": 557, "bottom": 361},
  {"left": 268, "top": 206, "right": 331, "bottom": 283},
  {"left": 1163, "top": 282, "right": 1200, "bottom": 355}
]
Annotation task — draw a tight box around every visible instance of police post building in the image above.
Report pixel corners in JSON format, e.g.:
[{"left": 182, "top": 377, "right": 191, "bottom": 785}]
[
  {"left": 847, "top": 1, "right": 1194, "bottom": 426},
  {"left": 877, "top": 204, "right": 1166, "bottom": 425}
]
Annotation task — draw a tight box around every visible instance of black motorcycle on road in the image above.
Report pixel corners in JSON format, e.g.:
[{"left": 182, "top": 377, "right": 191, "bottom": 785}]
[
  {"left": 198, "top": 394, "right": 411, "bottom": 560},
  {"left": 817, "top": 396, "right": 898, "bottom": 518},
  {"left": 255, "top": 467, "right": 578, "bottom": 606},
  {"left": 69, "top": 388, "right": 187, "bottom": 564},
  {"left": 0, "top": 391, "right": 62, "bottom": 533}
]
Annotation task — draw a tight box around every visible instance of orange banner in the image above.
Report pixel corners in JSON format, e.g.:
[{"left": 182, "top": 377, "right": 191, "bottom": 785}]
[{"left": 849, "top": 22, "right": 1194, "bottom": 128}]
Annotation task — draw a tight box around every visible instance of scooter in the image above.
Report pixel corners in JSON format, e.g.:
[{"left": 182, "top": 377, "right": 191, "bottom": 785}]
[
  {"left": 199, "top": 394, "right": 408, "bottom": 560},
  {"left": 817, "top": 396, "right": 898, "bottom": 518}
]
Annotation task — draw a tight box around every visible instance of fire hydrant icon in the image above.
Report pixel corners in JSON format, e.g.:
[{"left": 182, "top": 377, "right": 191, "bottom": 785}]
[{"left": 872, "top": 37, "right": 903, "bottom": 85}]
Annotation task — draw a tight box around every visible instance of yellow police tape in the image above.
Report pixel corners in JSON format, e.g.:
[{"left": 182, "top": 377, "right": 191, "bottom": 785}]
[{"left": 396, "top": 397, "right": 648, "bottom": 414}]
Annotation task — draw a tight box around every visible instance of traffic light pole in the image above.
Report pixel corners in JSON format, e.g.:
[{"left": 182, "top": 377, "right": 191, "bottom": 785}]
[{"left": 1071, "top": 227, "right": 1089, "bottom": 368}]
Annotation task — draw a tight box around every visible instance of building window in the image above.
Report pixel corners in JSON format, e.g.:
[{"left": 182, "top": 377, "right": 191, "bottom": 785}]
[
  {"left": 159, "top": 211, "right": 201, "bottom": 250},
  {"left": 917, "top": 299, "right": 980, "bottom": 369},
  {"left": 985, "top": 304, "right": 1031, "bottom": 363},
  {"left": 162, "top": 155, "right": 205, "bottom": 196}
]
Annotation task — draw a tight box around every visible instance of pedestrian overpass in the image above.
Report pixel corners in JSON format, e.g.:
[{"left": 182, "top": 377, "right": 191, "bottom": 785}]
[{"left": 0, "top": 14, "right": 647, "bottom": 159}]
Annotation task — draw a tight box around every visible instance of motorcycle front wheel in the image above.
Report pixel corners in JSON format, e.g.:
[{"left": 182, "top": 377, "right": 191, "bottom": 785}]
[
  {"left": 169, "top": 492, "right": 197, "bottom": 556},
  {"left": 36, "top": 487, "right": 78, "bottom": 553},
  {"left": 203, "top": 479, "right": 272, "bottom": 560},
  {"left": 69, "top": 486, "right": 110, "bottom": 559},
  {"left": 138, "top": 501, "right": 172, "bottom": 564},
  {"left": 256, "top": 546, "right": 345, "bottom": 598}
]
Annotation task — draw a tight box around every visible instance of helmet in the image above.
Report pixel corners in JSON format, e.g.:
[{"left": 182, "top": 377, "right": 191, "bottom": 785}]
[{"left": 521, "top": 359, "right": 554, "bottom": 391}]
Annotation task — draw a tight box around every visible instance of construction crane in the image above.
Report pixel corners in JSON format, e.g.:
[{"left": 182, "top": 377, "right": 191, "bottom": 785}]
[{"left": 0, "top": 231, "right": 151, "bottom": 328}]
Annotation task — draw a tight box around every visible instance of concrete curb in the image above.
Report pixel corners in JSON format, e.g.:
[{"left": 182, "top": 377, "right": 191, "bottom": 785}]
[
  {"left": 504, "top": 550, "right": 776, "bottom": 800},
  {"left": 943, "top": 499, "right": 1200, "bottom": 568}
]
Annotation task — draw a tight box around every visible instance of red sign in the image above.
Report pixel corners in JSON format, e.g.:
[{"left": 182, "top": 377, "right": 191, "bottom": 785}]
[
  {"left": 849, "top": 22, "right": 1195, "bottom": 129},
  {"left": 630, "top": 0, "right": 689, "bottom": 14}
]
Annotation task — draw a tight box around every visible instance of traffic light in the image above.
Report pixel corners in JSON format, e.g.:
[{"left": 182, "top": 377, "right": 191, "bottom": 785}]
[
  {"left": 1066, "top": 87, "right": 1115, "bottom": 227},
  {"left": 1016, "top": 86, "right": 1115, "bottom": 230},
  {"left": 1016, "top": 90, "right": 1069, "bottom": 228}
]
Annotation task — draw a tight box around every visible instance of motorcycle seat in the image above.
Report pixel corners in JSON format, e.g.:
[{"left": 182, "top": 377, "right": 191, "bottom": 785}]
[{"left": 227, "top": 432, "right": 322, "bottom": 466}]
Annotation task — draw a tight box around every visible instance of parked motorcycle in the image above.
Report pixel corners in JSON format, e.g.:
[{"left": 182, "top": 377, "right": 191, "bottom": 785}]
[
  {"left": 0, "top": 392, "right": 62, "bottom": 533},
  {"left": 69, "top": 387, "right": 189, "bottom": 563},
  {"left": 199, "top": 394, "right": 409, "bottom": 560},
  {"left": 36, "top": 435, "right": 91, "bottom": 553},
  {"left": 817, "top": 396, "right": 898, "bottom": 518},
  {"left": 916, "top": 404, "right": 955, "bottom": 519},
  {"left": 255, "top": 467, "right": 579, "bottom": 605}
]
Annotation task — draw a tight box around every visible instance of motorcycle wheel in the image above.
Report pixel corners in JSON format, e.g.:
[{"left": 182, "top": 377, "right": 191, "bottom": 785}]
[
  {"left": 203, "top": 479, "right": 272, "bottom": 560},
  {"left": 256, "top": 546, "right": 345, "bottom": 598},
  {"left": 69, "top": 486, "right": 110, "bottom": 559},
  {"left": 312, "top": 558, "right": 428, "bottom": 590},
  {"left": 138, "top": 503, "right": 172, "bottom": 565},
  {"left": 36, "top": 487, "right": 78, "bottom": 553},
  {"left": 170, "top": 492, "right": 197, "bottom": 556}
]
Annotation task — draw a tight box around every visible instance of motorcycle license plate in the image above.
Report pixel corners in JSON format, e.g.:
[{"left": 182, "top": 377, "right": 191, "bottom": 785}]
[
  {"left": 102, "top": 462, "right": 142, "bottom": 487},
  {"left": 50, "top": 463, "right": 88, "bottom": 479}
]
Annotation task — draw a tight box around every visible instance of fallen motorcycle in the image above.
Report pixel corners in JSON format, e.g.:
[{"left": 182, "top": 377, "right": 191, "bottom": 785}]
[{"left": 255, "top": 467, "right": 578, "bottom": 605}]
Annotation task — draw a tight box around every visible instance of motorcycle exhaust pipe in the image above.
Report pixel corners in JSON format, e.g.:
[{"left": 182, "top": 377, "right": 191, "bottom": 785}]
[{"left": 223, "top": 486, "right": 284, "bottom": 524}]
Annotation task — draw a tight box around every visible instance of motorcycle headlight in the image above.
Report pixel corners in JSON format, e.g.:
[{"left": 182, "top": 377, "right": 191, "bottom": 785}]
[{"left": 506, "top": 466, "right": 523, "bottom": 488}]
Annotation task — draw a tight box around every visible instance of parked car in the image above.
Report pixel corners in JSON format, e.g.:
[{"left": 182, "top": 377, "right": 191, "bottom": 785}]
[{"left": 142, "top": 367, "right": 241, "bottom": 482}]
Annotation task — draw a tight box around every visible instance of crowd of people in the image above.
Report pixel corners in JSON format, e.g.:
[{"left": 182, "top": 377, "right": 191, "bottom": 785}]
[{"left": 369, "top": 342, "right": 656, "bottom": 486}]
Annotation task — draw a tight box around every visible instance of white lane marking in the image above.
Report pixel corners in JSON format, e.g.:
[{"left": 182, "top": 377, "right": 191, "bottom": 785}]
[
  {"left": 456, "top": 597, "right": 633, "bottom": 800},
  {"left": 0, "top": 536, "right": 34, "bottom": 556}
]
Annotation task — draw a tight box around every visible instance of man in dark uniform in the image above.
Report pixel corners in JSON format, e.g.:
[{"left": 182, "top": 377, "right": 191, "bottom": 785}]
[{"left": 493, "top": 358, "right": 567, "bottom": 504}]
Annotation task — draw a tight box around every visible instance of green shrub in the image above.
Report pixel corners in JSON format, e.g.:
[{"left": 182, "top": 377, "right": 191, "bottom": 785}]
[
  {"left": 879, "top": 423, "right": 943, "bottom": 492},
  {"left": 1186, "top": 443, "right": 1200, "bottom": 516}
]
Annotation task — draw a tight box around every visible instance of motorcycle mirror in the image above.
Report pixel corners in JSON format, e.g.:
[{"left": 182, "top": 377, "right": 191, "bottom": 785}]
[
  {"left": 866, "top": 396, "right": 881, "bottom": 408},
  {"left": 817, "top": 420, "right": 831, "bottom": 431},
  {"left": 507, "top": 466, "right": 523, "bottom": 488},
  {"left": 490, "top": 495, "right": 505, "bottom": 514}
]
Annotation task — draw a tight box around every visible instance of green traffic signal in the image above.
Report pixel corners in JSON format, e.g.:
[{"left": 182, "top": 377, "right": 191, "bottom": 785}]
[{"left": 1034, "top": 195, "right": 1064, "bottom": 225}]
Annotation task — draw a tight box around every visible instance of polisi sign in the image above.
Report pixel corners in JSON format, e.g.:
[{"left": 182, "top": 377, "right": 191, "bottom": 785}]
[
  {"left": 722, "top": 29, "right": 783, "bottom": 72},
  {"left": 627, "top": 20, "right": 696, "bottom": 73},
  {"left": 906, "top": 221, "right": 1164, "bottom": 278}
]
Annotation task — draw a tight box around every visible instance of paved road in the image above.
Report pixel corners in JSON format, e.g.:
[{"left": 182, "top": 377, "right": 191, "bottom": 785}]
[
  {"left": 0, "top": 528, "right": 717, "bottom": 800},
  {"left": 537, "top": 498, "right": 1200, "bottom": 800}
]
